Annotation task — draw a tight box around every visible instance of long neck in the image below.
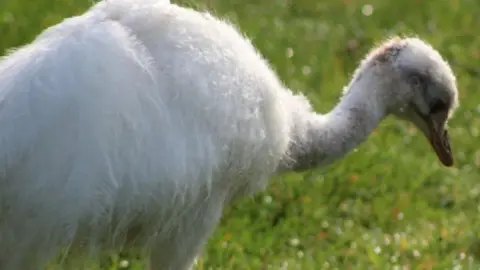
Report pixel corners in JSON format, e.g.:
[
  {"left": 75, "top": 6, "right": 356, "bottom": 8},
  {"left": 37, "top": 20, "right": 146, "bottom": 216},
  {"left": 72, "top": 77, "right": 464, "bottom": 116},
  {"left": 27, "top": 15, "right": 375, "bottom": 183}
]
[{"left": 279, "top": 72, "right": 388, "bottom": 172}]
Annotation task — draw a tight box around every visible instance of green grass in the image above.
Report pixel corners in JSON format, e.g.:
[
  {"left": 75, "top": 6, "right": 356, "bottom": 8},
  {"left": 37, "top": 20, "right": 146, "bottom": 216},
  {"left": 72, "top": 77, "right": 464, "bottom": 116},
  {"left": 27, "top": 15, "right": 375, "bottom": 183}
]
[{"left": 1, "top": 0, "right": 480, "bottom": 269}]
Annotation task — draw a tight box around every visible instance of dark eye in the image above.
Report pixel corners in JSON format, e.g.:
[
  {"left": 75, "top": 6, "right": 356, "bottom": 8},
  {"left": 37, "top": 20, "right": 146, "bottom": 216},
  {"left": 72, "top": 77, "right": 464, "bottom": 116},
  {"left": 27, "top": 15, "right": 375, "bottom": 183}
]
[
  {"left": 409, "top": 75, "right": 424, "bottom": 88},
  {"left": 430, "top": 99, "right": 447, "bottom": 114}
]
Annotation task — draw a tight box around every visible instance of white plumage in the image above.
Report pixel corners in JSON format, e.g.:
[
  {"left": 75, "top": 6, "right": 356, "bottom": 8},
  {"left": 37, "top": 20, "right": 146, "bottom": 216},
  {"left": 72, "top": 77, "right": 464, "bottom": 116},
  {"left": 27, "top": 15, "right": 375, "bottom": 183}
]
[{"left": 0, "top": 0, "right": 458, "bottom": 269}]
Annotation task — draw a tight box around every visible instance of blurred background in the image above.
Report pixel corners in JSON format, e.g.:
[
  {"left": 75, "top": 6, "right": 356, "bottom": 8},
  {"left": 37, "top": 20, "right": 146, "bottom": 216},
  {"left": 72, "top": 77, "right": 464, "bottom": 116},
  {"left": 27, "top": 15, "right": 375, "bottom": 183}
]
[{"left": 1, "top": 0, "right": 479, "bottom": 269}]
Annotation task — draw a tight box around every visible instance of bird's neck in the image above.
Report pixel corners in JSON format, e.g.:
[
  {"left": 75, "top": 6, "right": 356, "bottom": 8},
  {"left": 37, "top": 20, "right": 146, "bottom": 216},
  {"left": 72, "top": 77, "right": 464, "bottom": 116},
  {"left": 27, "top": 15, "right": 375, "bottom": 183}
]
[{"left": 279, "top": 70, "right": 388, "bottom": 172}]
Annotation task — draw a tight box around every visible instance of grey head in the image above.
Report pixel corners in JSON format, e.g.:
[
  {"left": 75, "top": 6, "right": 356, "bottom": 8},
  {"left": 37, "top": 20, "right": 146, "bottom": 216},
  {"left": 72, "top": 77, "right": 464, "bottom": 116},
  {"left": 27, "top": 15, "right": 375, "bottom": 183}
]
[{"left": 360, "top": 37, "right": 459, "bottom": 166}]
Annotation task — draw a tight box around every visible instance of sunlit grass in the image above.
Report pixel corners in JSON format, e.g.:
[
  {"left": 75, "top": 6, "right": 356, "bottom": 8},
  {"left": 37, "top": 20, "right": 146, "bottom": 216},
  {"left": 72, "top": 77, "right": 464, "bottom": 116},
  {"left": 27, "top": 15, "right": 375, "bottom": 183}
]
[{"left": 1, "top": 0, "right": 479, "bottom": 268}]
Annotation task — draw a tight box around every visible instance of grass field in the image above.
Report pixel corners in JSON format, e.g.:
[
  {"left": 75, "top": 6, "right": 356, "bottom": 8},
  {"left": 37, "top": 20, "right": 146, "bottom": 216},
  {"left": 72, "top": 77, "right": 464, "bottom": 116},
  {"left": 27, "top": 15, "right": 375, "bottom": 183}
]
[{"left": 1, "top": 0, "right": 479, "bottom": 269}]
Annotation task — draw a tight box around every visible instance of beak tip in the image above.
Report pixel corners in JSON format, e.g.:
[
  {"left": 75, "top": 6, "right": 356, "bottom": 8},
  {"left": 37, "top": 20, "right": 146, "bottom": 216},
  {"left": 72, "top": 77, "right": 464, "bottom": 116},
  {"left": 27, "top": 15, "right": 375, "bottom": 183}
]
[
  {"left": 428, "top": 128, "right": 453, "bottom": 168},
  {"left": 442, "top": 159, "right": 454, "bottom": 167}
]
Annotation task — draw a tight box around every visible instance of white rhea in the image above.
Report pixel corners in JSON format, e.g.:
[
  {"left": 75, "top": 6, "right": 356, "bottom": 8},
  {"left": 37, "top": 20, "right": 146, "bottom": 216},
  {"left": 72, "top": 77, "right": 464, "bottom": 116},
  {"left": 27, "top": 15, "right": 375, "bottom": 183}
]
[{"left": 0, "top": 0, "right": 459, "bottom": 269}]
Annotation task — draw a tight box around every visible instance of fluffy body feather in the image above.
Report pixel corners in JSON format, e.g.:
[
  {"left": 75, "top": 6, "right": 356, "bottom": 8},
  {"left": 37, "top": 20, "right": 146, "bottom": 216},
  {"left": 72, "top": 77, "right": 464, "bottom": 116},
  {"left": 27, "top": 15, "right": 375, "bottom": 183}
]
[
  {"left": 0, "top": 1, "right": 293, "bottom": 268},
  {"left": 0, "top": 0, "right": 458, "bottom": 269}
]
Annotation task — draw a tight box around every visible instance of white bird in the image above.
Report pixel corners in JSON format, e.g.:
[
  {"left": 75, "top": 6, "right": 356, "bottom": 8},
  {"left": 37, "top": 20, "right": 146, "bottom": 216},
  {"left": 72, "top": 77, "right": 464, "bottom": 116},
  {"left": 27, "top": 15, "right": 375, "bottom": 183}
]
[{"left": 0, "top": 0, "right": 458, "bottom": 269}]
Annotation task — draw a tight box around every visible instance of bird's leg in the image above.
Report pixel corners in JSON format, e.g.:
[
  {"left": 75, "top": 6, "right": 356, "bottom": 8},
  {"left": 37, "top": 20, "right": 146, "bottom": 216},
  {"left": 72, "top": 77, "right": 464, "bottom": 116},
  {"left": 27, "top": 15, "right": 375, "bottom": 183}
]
[{"left": 147, "top": 196, "right": 225, "bottom": 270}]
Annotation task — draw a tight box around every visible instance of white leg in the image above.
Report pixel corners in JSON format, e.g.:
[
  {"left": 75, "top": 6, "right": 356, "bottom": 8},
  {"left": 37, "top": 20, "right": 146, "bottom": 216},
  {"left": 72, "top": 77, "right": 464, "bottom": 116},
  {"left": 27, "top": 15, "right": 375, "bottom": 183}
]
[{"left": 147, "top": 197, "right": 225, "bottom": 270}]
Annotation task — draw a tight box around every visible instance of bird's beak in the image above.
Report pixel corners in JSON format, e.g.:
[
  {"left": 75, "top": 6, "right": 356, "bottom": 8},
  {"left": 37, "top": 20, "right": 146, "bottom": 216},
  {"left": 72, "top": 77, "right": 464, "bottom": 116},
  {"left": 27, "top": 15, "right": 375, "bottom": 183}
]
[
  {"left": 405, "top": 103, "right": 454, "bottom": 167},
  {"left": 423, "top": 113, "right": 454, "bottom": 167}
]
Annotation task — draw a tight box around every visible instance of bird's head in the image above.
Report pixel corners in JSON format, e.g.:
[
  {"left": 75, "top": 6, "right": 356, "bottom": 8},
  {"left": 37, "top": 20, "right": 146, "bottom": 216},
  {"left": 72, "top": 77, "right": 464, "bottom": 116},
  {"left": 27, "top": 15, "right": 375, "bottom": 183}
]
[{"left": 355, "top": 37, "right": 459, "bottom": 167}]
